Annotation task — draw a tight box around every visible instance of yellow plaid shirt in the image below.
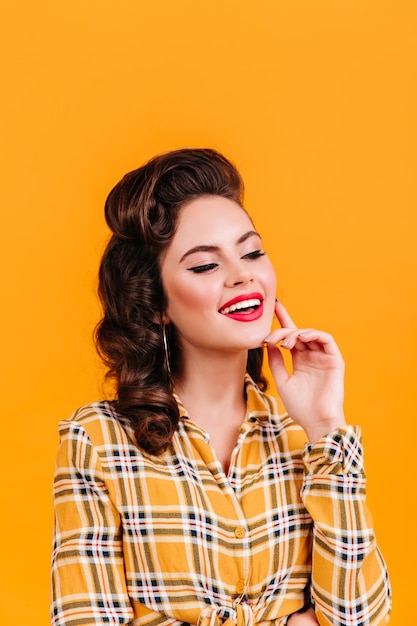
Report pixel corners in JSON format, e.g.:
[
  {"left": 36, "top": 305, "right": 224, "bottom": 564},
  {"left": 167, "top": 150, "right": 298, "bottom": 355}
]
[{"left": 51, "top": 375, "right": 391, "bottom": 626}]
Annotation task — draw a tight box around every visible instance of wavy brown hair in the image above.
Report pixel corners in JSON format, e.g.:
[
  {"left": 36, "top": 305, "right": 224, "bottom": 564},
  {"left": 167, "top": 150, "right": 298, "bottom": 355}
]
[{"left": 95, "top": 148, "right": 268, "bottom": 455}]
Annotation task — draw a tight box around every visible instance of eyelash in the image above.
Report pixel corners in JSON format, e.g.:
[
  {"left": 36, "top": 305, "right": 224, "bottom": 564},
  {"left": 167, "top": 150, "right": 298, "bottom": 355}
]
[
  {"left": 188, "top": 250, "right": 265, "bottom": 274},
  {"left": 188, "top": 264, "right": 218, "bottom": 273},
  {"left": 244, "top": 250, "right": 265, "bottom": 260}
]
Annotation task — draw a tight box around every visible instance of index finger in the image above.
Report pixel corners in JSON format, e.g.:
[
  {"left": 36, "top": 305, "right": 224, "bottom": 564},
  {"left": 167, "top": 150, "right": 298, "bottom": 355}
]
[{"left": 275, "top": 299, "right": 298, "bottom": 329}]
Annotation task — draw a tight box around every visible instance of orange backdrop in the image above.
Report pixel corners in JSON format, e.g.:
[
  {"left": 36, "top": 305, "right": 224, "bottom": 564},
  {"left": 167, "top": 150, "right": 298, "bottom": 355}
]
[{"left": 1, "top": 1, "right": 415, "bottom": 624}]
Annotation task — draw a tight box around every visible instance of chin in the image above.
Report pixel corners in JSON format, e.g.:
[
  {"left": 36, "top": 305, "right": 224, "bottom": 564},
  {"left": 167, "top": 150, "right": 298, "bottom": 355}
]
[
  {"left": 242, "top": 331, "right": 270, "bottom": 351},
  {"left": 246, "top": 340, "right": 266, "bottom": 351}
]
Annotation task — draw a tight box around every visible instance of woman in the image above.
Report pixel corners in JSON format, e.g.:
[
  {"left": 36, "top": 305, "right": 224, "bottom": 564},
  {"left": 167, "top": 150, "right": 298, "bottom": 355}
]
[{"left": 51, "top": 148, "right": 391, "bottom": 625}]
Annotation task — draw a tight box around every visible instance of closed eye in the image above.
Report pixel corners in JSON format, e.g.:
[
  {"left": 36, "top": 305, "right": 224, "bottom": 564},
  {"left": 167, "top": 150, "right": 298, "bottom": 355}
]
[
  {"left": 242, "top": 250, "right": 266, "bottom": 260},
  {"left": 187, "top": 263, "right": 218, "bottom": 274}
]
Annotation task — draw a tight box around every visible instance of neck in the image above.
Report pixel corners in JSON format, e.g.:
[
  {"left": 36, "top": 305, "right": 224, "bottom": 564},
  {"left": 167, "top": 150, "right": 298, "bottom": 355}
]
[{"left": 173, "top": 348, "right": 248, "bottom": 423}]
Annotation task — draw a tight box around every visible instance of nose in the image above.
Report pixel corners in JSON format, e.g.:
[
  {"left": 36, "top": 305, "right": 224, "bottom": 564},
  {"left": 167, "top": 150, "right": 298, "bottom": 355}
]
[{"left": 224, "top": 261, "right": 254, "bottom": 288}]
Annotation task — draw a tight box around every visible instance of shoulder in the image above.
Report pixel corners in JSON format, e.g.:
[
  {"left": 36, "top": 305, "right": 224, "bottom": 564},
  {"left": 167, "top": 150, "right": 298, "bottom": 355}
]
[{"left": 58, "top": 401, "right": 136, "bottom": 449}]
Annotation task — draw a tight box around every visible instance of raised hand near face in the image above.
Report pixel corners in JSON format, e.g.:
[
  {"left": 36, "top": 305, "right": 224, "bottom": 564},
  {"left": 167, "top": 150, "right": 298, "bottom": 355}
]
[{"left": 264, "top": 300, "right": 346, "bottom": 444}]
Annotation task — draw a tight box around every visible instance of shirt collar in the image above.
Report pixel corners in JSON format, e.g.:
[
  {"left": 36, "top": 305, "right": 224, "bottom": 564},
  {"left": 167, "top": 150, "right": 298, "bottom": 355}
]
[{"left": 243, "top": 372, "right": 274, "bottom": 422}]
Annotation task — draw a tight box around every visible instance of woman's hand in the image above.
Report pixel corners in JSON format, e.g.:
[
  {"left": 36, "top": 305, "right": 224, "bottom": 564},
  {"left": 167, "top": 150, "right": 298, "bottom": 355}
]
[
  {"left": 287, "top": 607, "right": 320, "bottom": 625},
  {"left": 264, "top": 300, "right": 346, "bottom": 443}
]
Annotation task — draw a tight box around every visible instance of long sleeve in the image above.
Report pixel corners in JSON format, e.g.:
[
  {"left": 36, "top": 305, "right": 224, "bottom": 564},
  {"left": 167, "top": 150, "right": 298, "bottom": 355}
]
[
  {"left": 301, "top": 426, "right": 392, "bottom": 626},
  {"left": 51, "top": 420, "right": 134, "bottom": 625}
]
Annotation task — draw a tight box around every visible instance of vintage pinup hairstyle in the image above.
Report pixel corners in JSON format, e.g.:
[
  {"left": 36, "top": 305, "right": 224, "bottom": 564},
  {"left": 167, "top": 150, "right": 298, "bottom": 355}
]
[{"left": 95, "top": 148, "right": 267, "bottom": 455}]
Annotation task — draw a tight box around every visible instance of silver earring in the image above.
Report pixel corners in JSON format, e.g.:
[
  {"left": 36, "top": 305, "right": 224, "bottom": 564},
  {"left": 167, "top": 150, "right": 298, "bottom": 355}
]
[{"left": 162, "top": 324, "right": 172, "bottom": 376}]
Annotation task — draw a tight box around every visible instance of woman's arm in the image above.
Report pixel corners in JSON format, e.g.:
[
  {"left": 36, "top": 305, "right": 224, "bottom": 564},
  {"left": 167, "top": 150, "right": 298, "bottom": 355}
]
[
  {"left": 301, "top": 427, "right": 391, "bottom": 625},
  {"left": 51, "top": 419, "right": 134, "bottom": 626},
  {"left": 265, "top": 301, "right": 392, "bottom": 624}
]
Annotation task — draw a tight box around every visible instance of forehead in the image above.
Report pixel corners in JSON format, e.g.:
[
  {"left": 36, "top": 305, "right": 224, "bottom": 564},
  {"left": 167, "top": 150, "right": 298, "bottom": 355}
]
[{"left": 173, "top": 195, "right": 254, "bottom": 244}]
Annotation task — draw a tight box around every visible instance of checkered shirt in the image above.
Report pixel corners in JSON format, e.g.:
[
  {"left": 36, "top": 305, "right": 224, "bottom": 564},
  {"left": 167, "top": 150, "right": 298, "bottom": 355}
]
[{"left": 51, "top": 375, "right": 391, "bottom": 626}]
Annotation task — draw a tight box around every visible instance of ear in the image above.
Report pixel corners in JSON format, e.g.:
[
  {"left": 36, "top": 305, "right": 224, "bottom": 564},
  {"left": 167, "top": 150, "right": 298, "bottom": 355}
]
[{"left": 152, "top": 310, "right": 170, "bottom": 325}]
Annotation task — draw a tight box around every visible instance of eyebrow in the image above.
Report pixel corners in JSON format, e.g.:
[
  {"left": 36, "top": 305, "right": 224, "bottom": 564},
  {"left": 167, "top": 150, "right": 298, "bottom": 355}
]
[{"left": 179, "top": 230, "right": 261, "bottom": 263}]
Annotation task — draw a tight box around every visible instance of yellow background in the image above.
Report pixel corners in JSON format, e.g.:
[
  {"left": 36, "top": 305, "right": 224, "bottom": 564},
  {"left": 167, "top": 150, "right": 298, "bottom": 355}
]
[{"left": 1, "top": 1, "right": 415, "bottom": 624}]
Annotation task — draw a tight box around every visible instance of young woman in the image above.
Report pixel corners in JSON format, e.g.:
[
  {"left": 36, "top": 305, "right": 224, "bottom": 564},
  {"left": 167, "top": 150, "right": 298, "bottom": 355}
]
[{"left": 51, "top": 149, "right": 391, "bottom": 625}]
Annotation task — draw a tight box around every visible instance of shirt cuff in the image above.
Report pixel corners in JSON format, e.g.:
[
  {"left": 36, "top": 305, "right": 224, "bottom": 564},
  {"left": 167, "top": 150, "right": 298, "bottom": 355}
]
[{"left": 302, "top": 425, "right": 364, "bottom": 475}]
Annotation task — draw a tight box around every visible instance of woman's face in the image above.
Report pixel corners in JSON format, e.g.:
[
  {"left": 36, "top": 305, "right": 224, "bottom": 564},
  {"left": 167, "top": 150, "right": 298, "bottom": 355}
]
[{"left": 160, "top": 195, "right": 277, "bottom": 359}]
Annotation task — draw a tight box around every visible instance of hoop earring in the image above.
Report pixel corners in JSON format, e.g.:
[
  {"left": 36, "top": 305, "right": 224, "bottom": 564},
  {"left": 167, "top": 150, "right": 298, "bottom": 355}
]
[{"left": 162, "top": 324, "right": 172, "bottom": 376}]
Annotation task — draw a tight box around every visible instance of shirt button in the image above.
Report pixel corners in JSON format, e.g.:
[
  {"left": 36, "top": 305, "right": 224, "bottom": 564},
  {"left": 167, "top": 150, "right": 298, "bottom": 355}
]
[
  {"left": 236, "top": 581, "right": 245, "bottom": 595},
  {"left": 234, "top": 526, "right": 246, "bottom": 538}
]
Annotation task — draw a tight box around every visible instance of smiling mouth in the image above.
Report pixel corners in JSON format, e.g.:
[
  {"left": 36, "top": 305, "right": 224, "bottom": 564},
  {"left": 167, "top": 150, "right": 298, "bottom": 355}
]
[{"left": 219, "top": 298, "right": 262, "bottom": 315}]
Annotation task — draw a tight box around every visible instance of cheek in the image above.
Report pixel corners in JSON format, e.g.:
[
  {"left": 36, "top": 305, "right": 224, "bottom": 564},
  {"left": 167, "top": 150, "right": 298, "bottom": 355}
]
[
  {"left": 264, "top": 260, "right": 277, "bottom": 296},
  {"left": 263, "top": 263, "right": 278, "bottom": 318},
  {"left": 165, "top": 277, "right": 218, "bottom": 322}
]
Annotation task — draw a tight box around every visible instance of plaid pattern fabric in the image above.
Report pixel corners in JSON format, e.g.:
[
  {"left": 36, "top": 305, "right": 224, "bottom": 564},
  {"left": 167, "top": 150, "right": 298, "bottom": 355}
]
[{"left": 51, "top": 375, "right": 391, "bottom": 626}]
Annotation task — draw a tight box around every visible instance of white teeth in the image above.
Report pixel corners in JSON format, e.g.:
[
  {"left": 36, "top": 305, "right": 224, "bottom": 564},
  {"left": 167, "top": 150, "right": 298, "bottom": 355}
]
[{"left": 220, "top": 298, "right": 261, "bottom": 314}]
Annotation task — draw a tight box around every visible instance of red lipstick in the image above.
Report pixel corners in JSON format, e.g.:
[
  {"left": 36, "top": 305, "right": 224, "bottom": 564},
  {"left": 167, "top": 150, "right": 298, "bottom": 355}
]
[
  {"left": 219, "top": 292, "right": 263, "bottom": 311},
  {"left": 219, "top": 292, "right": 264, "bottom": 322}
]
